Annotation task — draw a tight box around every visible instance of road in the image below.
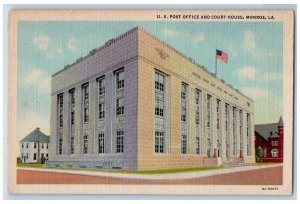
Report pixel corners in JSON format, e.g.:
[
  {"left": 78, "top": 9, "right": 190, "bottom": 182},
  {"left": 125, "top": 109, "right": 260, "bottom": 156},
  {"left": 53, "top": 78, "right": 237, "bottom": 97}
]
[{"left": 17, "top": 166, "right": 282, "bottom": 185}]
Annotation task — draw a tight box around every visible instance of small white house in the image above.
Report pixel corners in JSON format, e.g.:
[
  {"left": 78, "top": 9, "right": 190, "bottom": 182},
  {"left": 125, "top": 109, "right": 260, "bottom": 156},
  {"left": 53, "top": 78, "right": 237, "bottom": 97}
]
[{"left": 19, "top": 128, "right": 50, "bottom": 163}]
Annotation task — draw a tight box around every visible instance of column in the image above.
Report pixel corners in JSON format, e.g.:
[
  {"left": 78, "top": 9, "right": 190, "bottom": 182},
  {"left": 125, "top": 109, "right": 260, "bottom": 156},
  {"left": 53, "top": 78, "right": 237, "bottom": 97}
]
[
  {"left": 105, "top": 72, "right": 113, "bottom": 153},
  {"left": 188, "top": 87, "right": 196, "bottom": 154},
  {"left": 63, "top": 91, "right": 70, "bottom": 155},
  {"left": 201, "top": 91, "right": 207, "bottom": 156},
  {"left": 74, "top": 86, "right": 82, "bottom": 154},
  {"left": 221, "top": 101, "right": 227, "bottom": 159},
  {"left": 88, "top": 79, "right": 96, "bottom": 154},
  {"left": 210, "top": 96, "right": 217, "bottom": 157}
]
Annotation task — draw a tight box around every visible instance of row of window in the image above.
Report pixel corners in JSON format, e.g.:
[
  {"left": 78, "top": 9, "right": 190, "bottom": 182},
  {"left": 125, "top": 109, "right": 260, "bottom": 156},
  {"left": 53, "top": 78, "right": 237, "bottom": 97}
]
[
  {"left": 21, "top": 143, "right": 49, "bottom": 149},
  {"left": 21, "top": 153, "right": 49, "bottom": 161},
  {"left": 154, "top": 71, "right": 252, "bottom": 157},
  {"left": 263, "top": 148, "right": 279, "bottom": 157},
  {"left": 57, "top": 69, "right": 125, "bottom": 155}
]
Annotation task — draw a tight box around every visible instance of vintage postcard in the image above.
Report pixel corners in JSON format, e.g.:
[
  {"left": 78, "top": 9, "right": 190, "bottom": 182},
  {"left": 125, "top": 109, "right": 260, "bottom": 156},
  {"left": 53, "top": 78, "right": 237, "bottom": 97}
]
[{"left": 7, "top": 9, "right": 294, "bottom": 195}]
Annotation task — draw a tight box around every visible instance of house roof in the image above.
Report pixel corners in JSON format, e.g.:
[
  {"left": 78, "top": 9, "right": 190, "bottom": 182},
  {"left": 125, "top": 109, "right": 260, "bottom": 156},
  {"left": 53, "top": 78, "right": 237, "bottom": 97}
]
[
  {"left": 20, "top": 128, "right": 50, "bottom": 143},
  {"left": 255, "top": 123, "right": 278, "bottom": 141}
]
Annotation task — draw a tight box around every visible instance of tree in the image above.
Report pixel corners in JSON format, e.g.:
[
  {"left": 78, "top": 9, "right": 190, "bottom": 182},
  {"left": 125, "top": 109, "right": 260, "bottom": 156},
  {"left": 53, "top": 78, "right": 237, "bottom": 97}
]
[{"left": 255, "top": 146, "right": 263, "bottom": 163}]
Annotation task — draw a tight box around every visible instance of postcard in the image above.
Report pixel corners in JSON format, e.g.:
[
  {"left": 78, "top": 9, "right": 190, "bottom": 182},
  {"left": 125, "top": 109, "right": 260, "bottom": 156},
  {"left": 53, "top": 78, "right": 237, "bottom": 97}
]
[{"left": 7, "top": 9, "right": 294, "bottom": 195}]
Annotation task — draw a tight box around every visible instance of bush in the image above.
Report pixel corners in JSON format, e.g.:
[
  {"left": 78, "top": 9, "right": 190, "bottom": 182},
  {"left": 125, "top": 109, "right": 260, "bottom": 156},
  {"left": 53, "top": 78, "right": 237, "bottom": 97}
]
[
  {"left": 255, "top": 147, "right": 263, "bottom": 163},
  {"left": 17, "top": 157, "right": 22, "bottom": 164}
]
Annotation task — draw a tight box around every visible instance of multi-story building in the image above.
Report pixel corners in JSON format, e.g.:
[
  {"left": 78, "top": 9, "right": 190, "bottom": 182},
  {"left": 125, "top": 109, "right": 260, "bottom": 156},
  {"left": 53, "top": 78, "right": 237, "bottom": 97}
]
[
  {"left": 19, "top": 128, "right": 50, "bottom": 163},
  {"left": 46, "top": 27, "right": 255, "bottom": 170}
]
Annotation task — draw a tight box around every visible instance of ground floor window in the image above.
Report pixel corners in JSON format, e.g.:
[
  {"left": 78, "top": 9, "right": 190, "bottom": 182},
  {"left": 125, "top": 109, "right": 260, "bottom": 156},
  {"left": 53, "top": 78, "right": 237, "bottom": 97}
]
[
  {"left": 33, "top": 153, "right": 37, "bottom": 160},
  {"left": 271, "top": 149, "right": 278, "bottom": 157},
  {"left": 181, "top": 134, "right": 187, "bottom": 154},
  {"left": 98, "top": 133, "right": 105, "bottom": 154},
  {"left": 196, "top": 137, "right": 200, "bottom": 154},
  {"left": 116, "top": 130, "right": 124, "bottom": 153},
  {"left": 83, "top": 135, "right": 88, "bottom": 154},
  {"left": 155, "top": 131, "right": 164, "bottom": 153},
  {"left": 264, "top": 148, "right": 267, "bottom": 157}
]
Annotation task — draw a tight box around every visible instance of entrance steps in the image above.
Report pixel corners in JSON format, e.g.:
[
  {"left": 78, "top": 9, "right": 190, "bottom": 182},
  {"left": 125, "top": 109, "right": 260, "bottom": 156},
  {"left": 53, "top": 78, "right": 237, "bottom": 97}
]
[{"left": 221, "top": 157, "right": 245, "bottom": 167}]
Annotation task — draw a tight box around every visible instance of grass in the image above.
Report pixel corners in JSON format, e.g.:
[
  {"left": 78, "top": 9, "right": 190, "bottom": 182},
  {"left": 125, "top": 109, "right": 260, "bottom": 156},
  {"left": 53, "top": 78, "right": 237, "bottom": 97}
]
[
  {"left": 252, "top": 162, "right": 280, "bottom": 166},
  {"left": 17, "top": 163, "right": 45, "bottom": 168},
  {"left": 17, "top": 163, "right": 222, "bottom": 174}
]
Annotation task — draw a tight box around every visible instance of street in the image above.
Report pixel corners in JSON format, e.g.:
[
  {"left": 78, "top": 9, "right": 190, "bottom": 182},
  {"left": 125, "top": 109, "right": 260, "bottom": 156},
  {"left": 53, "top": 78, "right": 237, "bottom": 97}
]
[{"left": 17, "top": 166, "right": 282, "bottom": 185}]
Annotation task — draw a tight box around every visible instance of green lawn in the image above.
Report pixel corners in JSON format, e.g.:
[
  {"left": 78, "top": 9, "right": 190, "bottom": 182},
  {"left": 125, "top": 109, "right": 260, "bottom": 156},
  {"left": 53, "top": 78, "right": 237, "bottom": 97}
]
[
  {"left": 17, "top": 163, "right": 45, "bottom": 168},
  {"left": 17, "top": 163, "right": 222, "bottom": 174}
]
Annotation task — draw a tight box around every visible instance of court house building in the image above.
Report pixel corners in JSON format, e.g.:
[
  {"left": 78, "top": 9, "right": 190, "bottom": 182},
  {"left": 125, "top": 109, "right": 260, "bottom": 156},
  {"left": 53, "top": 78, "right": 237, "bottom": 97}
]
[{"left": 47, "top": 27, "right": 255, "bottom": 170}]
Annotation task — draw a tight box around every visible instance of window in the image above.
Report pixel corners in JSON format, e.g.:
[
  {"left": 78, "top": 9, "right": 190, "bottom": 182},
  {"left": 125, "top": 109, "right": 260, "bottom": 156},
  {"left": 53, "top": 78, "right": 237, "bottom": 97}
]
[
  {"left": 247, "top": 113, "right": 252, "bottom": 156},
  {"left": 98, "top": 77, "right": 105, "bottom": 95},
  {"left": 99, "top": 103, "right": 105, "bottom": 119},
  {"left": 22, "top": 143, "right": 24, "bottom": 149},
  {"left": 26, "top": 153, "right": 28, "bottom": 159},
  {"left": 33, "top": 153, "right": 37, "bottom": 160},
  {"left": 82, "top": 83, "right": 89, "bottom": 123},
  {"left": 264, "top": 148, "right": 267, "bottom": 157},
  {"left": 181, "top": 134, "right": 187, "bottom": 154},
  {"left": 195, "top": 89, "right": 202, "bottom": 154},
  {"left": 34, "top": 143, "right": 36, "bottom": 149},
  {"left": 57, "top": 94, "right": 64, "bottom": 128},
  {"left": 98, "top": 133, "right": 105, "bottom": 154},
  {"left": 155, "top": 72, "right": 164, "bottom": 91},
  {"left": 239, "top": 110, "right": 243, "bottom": 151},
  {"left": 42, "top": 143, "right": 44, "bottom": 149},
  {"left": 275, "top": 141, "right": 278, "bottom": 146},
  {"left": 155, "top": 131, "right": 164, "bottom": 153},
  {"left": 71, "top": 112, "right": 75, "bottom": 125},
  {"left": 232, "top": 107, "right": 237, "bottom": 156},
  {"left": 58, "top": 137, "right": 63, "bottom": 155},
  {"left": 116, "top": 131, "right": 124, "bottom": 153},
  {"left": 271, "top": 141, "right": 274, "bottom": 146},
  {"left": 181, "top": 83, "right": 188, "bottom": 122},
  {"left": 206, "top": 95, "right": 212, "bottom": 157},
  {"left": 116, "top": 70, "right": 124, "bottom": 90},
  {"left": 41, "top": 153, "right": 44, "bottom": 159},
  {"left": 155, "top": 99, "right": 164, "bottom": 117},
  {"left": 46, "top": 153, "right": 48, "bottom": 158},
  {"left": 271, "top": 149, "right": 278, "bottom": 157},
  {"left": 70, "top": 137, "right": 74, "bottom": 154},
  {"left": 69, "top": 89, "right": 75, "bottom": 126},
  {"left": 225, "top": 104, "right": 230, "bottom": 158},
  {"left": 46, "top": 143, "right": 48, "bottom": 149},
  {"left": 216, "top": 99, "right": 222, "bottom": 157},
  {"left": 116, "top": 97, "right": 124, "bottom": 116},
  {"left": 27, "top": 143, "right": 29, "bottom": 148},
  {"left": 196, "top": 137, "right": 200, "bottom": 154},
  {"left": 83, "top": 135, "right": 88, "bottom": 154}
]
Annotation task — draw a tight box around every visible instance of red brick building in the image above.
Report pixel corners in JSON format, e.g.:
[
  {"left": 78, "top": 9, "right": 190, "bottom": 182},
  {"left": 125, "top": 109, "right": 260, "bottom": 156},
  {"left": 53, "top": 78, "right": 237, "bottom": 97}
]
[{"left": 255, "top": 117, "right": 283, "bottom": 163}]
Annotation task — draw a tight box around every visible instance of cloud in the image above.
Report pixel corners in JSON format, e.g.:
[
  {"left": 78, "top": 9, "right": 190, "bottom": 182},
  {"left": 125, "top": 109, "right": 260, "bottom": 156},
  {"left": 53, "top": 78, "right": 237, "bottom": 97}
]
[
  {"left": 33, "top": 35, "right": 51, "bottom": 51},
  {"left": 234, "top": 65, "right": 282, "bottom": 82},
  {"left": 46, "top": 47, "right": 63, "bottom": 60},
  {"left": 24, "top": 69, "right": 50, "bottom": 94},
  {"left": 162, "top": 28, "right": 179, "bottom": 38},
  {"left": 193, "top": 32, "right": 205, "bottom": 42},
  {"left": 241, "top": 87, "right": 272, "bottom": 99},
  {"left": 234, "top": 65, "right": 257, "bottom": 81},
  {"left": 67, "top": 37, "right": 78, "bottom": 52},
  {"left": 244, "top": 30, "right": 255, "bottom": 48}
]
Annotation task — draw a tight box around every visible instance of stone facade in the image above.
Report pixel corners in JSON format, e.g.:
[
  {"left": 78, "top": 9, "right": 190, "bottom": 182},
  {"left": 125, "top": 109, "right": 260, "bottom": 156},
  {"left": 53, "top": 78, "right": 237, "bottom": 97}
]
[{"left": 47, "top": 27, "right": 255, "bottom": 170}]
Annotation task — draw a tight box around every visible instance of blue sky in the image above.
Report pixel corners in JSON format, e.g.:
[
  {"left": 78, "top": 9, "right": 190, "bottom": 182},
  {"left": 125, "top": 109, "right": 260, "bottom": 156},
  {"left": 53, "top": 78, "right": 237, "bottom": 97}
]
[{"left": 17, "top": 21, "right": 283, "bottom": 138}]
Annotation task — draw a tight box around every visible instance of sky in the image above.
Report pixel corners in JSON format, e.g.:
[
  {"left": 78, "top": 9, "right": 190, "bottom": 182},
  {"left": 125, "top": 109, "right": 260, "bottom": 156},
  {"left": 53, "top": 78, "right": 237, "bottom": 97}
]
[{"left": 17, "top": 20, "right": 283, "bottom": 140}]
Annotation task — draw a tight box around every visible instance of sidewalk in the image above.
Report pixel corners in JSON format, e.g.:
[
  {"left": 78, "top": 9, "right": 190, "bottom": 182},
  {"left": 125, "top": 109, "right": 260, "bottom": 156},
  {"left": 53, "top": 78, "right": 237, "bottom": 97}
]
[{"left": 17, "top": 163, "right": 282, "bottom": 180}]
